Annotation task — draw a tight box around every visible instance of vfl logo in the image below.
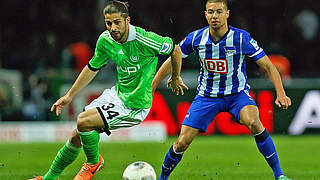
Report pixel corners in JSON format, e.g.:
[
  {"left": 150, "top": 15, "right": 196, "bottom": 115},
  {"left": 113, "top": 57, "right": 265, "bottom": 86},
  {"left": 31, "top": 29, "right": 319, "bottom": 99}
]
[
  {"left": 204, "top": 59, "right": 228, "bottom": 74},
  {"left": 130, "top": 56, "right": 138, "bottom": 62}
]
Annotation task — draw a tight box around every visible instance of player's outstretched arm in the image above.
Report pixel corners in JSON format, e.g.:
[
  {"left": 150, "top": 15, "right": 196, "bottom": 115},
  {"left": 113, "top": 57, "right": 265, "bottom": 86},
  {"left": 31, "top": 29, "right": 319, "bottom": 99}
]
[
  {"left": 256, "top": 56, "right": 291, "bottom": 109},
  {"left": 152, "top": 57, "right": 188, "bottom": 94},
  {"left": 51, "top": 65, "right": 99, "bottom": 116},
  {"left": 169, "top": 45, "right": 187, "bottom": 95},
  {"left": 152, "top": 57, "right": 172, "bottom": 93}
]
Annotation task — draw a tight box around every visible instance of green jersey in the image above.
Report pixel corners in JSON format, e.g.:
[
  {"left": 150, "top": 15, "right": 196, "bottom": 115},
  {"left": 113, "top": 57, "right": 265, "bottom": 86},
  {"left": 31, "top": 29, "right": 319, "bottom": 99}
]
[{"left": 88, "top": 24, "right": 174, "bottom": 109}]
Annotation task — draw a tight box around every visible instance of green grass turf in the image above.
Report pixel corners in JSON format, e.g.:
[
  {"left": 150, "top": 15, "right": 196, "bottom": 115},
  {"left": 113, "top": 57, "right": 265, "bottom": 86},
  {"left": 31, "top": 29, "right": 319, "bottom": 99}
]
[{"left": 0, "top": 135, "right": 319, "bottom": 180}]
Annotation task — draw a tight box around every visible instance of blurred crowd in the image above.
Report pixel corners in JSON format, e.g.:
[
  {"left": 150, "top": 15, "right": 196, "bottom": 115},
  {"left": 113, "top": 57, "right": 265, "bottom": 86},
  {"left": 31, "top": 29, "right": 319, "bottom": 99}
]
[{"left": 0, "top": 0, "right": 319, "bottom": 121}]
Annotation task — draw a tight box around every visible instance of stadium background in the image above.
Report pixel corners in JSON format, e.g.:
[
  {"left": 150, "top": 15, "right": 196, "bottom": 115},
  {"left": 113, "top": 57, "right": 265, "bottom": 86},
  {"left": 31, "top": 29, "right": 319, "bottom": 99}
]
[{"left": 0, "top": 0, "right": 320, "bottom": 179}]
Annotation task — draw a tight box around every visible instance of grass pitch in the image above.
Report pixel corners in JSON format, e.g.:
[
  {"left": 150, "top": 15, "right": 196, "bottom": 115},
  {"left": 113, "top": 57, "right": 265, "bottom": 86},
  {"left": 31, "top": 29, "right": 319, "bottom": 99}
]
[{"left": 0, "top": 135, "right": 319, "bottom": 180}]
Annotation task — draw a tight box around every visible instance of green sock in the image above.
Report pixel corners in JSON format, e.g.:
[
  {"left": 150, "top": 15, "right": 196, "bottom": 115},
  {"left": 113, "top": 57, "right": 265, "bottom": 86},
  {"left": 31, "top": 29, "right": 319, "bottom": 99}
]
[
  {"left": 43, "top": 139, "right": 81, "bottom": 180},
  {"left": 79, "top": 130, "right": 100, "bottom": 164}
]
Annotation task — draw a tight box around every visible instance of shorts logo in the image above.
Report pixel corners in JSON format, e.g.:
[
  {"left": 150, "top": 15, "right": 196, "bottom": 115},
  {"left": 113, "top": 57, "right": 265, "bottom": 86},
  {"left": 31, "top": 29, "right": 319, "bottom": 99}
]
[
  {"left": 244, "top": 90, "right": 254, "bottom": 101},
  {"left": 185, "top": 112, "right": 190, "bottom": 118},
  {"left": 204, "top": 59, "right": 228, "bottom": 74},
  {"left": 160, "top": 43, "right": 172, "bottom": 54}
]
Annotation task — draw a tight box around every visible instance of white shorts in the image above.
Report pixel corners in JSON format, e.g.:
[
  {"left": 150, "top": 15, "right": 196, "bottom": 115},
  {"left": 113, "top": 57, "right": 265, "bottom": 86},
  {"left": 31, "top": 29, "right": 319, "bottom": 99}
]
[{"left": 84, "top": 86, "right": 150, "bottom": 135}]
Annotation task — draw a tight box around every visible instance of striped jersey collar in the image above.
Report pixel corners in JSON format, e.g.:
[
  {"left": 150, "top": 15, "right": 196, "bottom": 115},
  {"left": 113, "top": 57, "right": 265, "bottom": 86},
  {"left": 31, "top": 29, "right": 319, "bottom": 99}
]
[{"left": 209, "top": 26, "right": 230, "bottom": 44}]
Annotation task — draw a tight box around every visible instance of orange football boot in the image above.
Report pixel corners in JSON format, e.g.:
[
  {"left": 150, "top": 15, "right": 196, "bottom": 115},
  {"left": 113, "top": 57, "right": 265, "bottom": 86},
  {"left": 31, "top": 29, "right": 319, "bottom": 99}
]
[{"left": 73, "top": 154, "right": 104, "bottom": 180}]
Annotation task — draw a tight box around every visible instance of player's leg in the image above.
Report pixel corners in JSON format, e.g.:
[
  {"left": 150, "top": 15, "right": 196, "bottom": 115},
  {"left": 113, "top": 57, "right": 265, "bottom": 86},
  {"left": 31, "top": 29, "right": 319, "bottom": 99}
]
[
  {"left": 239, "top": 105, "right": 285, "bottom": 180},
  {"left": 159, "top": 95, "right": 223, "bottom": 180},
  {"left": 74, "top": 87, "right": 150, "bottom": 180},
  {"left": 229, "top": 90, "right": 288, "bottom": 179},
  {"left": 30, "top": 129, "right": 82, "bottom": 180},
  {"left": 77, "top": 108, "right": 105, "bottom": 164},
  {"left": 159, "top": 125, "right": 198, "bottom": 180},
  {"left": 38, "top": 108, "right": 104, "bottom": 180},
  {"left": 74, "top": 108, "right": 105, "bottom": 180}
]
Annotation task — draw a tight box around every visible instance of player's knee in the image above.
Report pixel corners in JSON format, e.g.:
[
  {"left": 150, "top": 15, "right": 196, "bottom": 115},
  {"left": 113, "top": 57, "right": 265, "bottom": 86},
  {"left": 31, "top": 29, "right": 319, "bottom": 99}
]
[
  {"left": 70, "top": 129, "right": 82, "bottom": 147},
  {"left": 246, "top": 119, "right": 263, "bottom": 133},
  {"left": 175, "top": 139, "right": 191, "bottom": 152},
  {"left": 77, "top": 112, "right": 91, "bottom": 131}
]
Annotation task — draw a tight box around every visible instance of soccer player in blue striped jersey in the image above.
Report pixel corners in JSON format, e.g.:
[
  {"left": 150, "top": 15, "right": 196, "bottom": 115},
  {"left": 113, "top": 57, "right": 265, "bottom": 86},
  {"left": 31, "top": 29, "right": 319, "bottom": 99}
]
[{"left": 155, "top": 0, "right": 292, "bottom": 180}]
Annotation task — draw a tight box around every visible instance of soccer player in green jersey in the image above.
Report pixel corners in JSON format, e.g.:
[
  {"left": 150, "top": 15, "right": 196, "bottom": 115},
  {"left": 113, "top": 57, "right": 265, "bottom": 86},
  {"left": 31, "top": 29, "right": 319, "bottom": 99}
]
[{"left": 29, "top": 1, "right": 187, "bottom": 180}]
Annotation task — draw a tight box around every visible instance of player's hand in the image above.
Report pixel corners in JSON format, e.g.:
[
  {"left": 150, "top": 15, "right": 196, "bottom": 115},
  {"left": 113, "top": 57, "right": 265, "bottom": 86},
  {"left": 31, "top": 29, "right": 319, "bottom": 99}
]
[
  {"left": 275, "top": 95, "right": 291, "bottom": 110},
  {"left": 50, "top": 95, "right": 73, "bottom": 116},
  {"left": 167, "top": 76, "right": 189, "bottom": 95}
]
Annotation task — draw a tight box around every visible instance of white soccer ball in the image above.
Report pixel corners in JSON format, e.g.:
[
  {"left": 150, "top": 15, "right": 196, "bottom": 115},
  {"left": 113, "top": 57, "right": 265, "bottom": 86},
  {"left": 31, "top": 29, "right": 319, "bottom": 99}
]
[{"left": 122, "top": 161, "right": 157, "bottom": 180}]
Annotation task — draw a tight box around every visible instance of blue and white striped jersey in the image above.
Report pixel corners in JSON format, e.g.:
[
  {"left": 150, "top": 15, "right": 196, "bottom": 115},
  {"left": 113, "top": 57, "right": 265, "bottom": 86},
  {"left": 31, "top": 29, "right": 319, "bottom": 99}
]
[{"left": 179, "top": 26, "right": 266, "bottom": 97}]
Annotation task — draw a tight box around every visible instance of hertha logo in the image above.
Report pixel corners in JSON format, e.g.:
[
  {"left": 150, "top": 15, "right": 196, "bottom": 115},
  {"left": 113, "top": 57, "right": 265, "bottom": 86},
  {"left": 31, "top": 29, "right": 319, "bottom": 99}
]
[{"left": 224, "top": 46, "right": 236, "bottom": 56}]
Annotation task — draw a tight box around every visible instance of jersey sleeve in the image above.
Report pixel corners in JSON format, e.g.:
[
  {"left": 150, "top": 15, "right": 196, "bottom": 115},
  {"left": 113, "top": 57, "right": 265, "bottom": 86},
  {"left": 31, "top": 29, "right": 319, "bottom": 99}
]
[
  {"left": 136, "top": 29, "right": 174, "bottom": 56},
  {"left": 88, "top": 32, "right": 112, "bottom": 71},
  {"left": 179, "top": 31, "right": 195, "bottom": 58},
  {"left": 242, "top": 32, "right": 266, "bottom": 61}
]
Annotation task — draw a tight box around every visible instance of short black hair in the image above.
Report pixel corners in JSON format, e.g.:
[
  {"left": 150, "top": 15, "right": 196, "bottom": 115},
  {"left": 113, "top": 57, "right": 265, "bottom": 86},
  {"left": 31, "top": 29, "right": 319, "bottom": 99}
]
[
  {"left": 205, "top": 0, "right": 228, "bottom": 10},
  {"left": 103, "top": 1, "right": 129, "bottom": 18}
]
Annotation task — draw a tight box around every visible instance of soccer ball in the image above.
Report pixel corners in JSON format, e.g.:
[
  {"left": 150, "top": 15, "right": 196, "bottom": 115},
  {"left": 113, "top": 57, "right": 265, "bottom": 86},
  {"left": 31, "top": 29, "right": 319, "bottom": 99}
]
[{"left": 122, "top": 161, "right": 157, "bottom": 180}]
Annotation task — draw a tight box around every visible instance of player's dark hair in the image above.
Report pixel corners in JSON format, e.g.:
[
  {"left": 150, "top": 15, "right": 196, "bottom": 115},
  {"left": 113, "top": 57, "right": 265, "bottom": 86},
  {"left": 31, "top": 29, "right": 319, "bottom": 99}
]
[
  {"left": 103, "top": 1, "right": 129, "bottom": 18},
  {"left": 205, "top": 0, "right": 228, "bottom": 10}
]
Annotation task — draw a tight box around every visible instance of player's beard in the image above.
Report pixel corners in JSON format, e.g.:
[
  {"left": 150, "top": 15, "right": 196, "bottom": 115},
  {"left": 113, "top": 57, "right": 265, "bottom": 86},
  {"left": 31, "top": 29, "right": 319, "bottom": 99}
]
[
  {"left": 111, "top": 31, "right": 122, "bottom": 41},
  {"left": 111, "top": 22, "right": 128, "bottom": 42}
]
